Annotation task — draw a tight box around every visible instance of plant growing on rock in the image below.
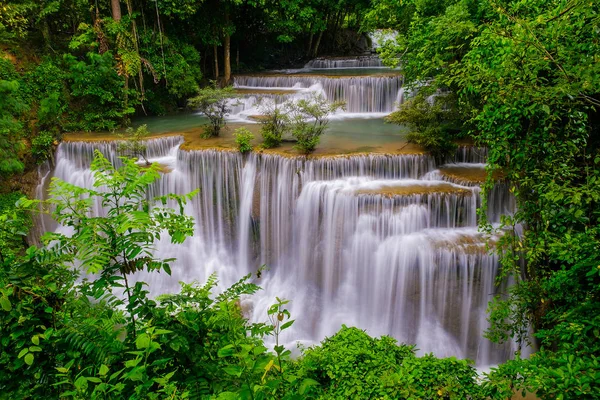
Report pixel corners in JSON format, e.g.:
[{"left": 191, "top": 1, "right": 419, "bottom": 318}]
[
  {"left": 234, "top": 127, "right": 254, "bottom": 153},
  {"left": 386, "top": 93, "right": 460, "bottom": 162},
  {"left": 117, "top": 124, "right": 152, "bottom": 165},
  {"left": 287, "top": 94, "right": 345, "bottom": 155},
  {"left": 187, "top": 83, "right": 238, "bottom": 138},
  {"left": 259, "top": 100, "right": 290, "bottom": 148}
]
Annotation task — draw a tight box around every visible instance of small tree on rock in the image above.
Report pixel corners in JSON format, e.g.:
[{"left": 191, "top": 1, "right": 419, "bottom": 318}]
[
  {"left": 287, "top": 94, "right": 345, "bottom": 154},
  {"left": 259, "top": 99, "right": 290, "bottom": 148},
  {"left": 188, "top": 83, "right": 238, "bottom": 138},
  {"left": 117, "top": 124, "right": 151, "bottom": 165}
]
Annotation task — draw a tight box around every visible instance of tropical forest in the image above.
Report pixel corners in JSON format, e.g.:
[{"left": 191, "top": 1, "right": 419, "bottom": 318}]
[{"left": 0, "top": 0, "right": 598, "bottom": 398}]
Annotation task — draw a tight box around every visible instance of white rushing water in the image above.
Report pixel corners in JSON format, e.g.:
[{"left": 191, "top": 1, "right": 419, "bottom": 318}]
[
  {"left": 233, "top": 75, "right": 403, "bottom": 114},
  {"left": 42, "top": 136, "right": 524, "bottom": 367},
  {"left": 305, "top": 56, "right": 385, "bottom": 69}
]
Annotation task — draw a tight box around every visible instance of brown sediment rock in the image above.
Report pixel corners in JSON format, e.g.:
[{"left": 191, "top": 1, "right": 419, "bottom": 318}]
[
  {"left": 356, "top": 183, "right": 472, "bottom": 197},
  {"left": 235, "top": 88, "right": 298, "bottom": 95},
  {"left": 439, "top": 166, "right": 504, "bottom": 184}
]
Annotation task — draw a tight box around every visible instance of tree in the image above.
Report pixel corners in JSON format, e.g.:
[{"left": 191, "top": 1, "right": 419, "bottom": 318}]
[
  {"left": 117, "top": 124, "right": 152, "bottom": 165},
  {"left": 259, "top": 99, "right": 290, "bottom": 148},
  {"left": 187, "top": 83, "right": 238, "bottom": 137},
  {"left": 111, "top": 0, "right": 122, "bottom": 21},
  {"left": 287, "top": 93, "right": 344, "bottom": 154},
  {"left": 370, "top": 1, "right": 600, "bottom": 396}
]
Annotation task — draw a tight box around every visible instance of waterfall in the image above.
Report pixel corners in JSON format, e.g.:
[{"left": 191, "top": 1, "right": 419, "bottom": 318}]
[
  {"left": 45, "top": 137, "right": 523, "bottom": 367},
  {"left": 234, "top": 75, "right": 403, "bottom": 113},
  {"left": 305, "top": 56, "right": 385, "bottom": 69}
]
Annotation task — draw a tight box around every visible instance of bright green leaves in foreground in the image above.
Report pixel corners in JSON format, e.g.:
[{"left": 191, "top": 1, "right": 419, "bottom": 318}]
[{"left": 44, "top": 150, "right": 196, "bottom": 276}]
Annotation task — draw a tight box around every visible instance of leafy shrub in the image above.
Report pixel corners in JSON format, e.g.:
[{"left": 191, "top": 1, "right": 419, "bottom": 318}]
[
  {"left": 188, "top": 83, "right": 238, "bottom": 138},
  {"left": 234, "top": 127, "right": 254, "bottom": 153},
  {"left": 63, "top": 52, "right": 134, "bottom": 131},
  {"left": 386, "top": 93, "right": 459, "bottom": 162},
  {"left": 259, "top": 101, "right": 289, "bottom": 148},
  {"left": 30, "top": 130, "right": 55, "bottom": 163},
  {"left": 117, "top": 124, "right": 151, "bottom": 164},
  {"left": 0, "top": 79, "right": 28, "bottom": 176},
  {"left": 287, "top": 94, "right": 344, "bottom": 154},
  {"left": 0, "top": 192, "right": 30, "bottom": 262},
  {"left": 296, "top": 326, "right": 415, "bottom": 399},
  {"left": 295, "top": 326, "right": 481, "bottom": 399}
]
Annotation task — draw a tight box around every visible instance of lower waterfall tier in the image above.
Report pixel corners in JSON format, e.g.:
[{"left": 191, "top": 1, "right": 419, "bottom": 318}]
[{"left": 43, "top": 137, "right": 523, "bottom": 367}]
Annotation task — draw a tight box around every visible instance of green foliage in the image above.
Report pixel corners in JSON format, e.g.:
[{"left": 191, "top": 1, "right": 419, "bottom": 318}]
[
  {"left": 295, "top": 326, "right": 481, "bottom": 399},
  {"left": 188, "top": 83, "right": 238, "bottom": 138},
  {"left": 287, "top": 94, "right": 345, "bottom": 154},
  {"left": 259, "top": 101, "right": 289, "bottom": 148},
  {"left": 370, "top": 1, "right": 600, "bottom": 396},
  {"left": 0, "top": 192, "right": 31, "bottom": 262},
  {"left": 233, "top": 127, "right": 254, "bottom": 153},
  {"left": 0, "top": 78, "right": 27, "bottom": 176},
  {"left": 117, "top": 124, "right": 151, "bottom": 165},
  {"left": 45, "top": 150, "right": 196, "bottom": 276},
  {"left": 63, "top": 52, "right": 134, "bottom": 131},
  {"left": 387, "top": 93, "right": 459, "bottom": 161},
  {"left": 31, "top": 131, "right": 55, "bottom": 163}
]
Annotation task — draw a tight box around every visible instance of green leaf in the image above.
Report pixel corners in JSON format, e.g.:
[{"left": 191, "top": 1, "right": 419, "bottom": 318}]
[
  {"left": 299, "top": 378, "right": 320, "bottom": 395},
  {"left": 24, "top": 353, "right": 34, "bottom": 366},
  {"left": 280, "top": 320, "right": 295, "bottom": 331},
  {"left": 99, "top": 364, "right": 109, "bottom": 376},
  {"left": 218, "top": 344, "right": 235, "bottom": 358},
  {"left": 135, "top": 333, "right": 150, "bottom": 350},
  {"left": 18, "top": 348, "right": 28, "bottom": 359},
  {"left": 223, "top": 366, "right": 243, "bottom": 377},
  {"left": 0, "top": 296, "right": 11, "bottom": 312}
]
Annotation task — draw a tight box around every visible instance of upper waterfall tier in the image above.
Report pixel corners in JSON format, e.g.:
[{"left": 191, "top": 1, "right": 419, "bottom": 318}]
[
  {"left": 44, "top": 138, "right": 523, "bottom": 367},
  {"left": 305, "top": 56, "right": 385, "bottom": 69},
  {"left": 234, "top": 75, "right": 404, "bottom": 113}
]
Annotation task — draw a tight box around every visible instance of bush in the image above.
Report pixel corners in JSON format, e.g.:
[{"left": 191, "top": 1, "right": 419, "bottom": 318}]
[
  {"left": 117, "top": 124, "right": 151, "bottom": 164},
  {"left": 0, "top": 79, "right": 28, "bottom": 177},
  {"left": 63, "top": 52, "right": 134, "bottom": 131},
  {"left": 386, "top": 93, "right": 460, "bottom": 162},
  {"left": 287, "top": 94, "right": 344, "bottom": 154},
  {"left": 188, "top": 83, "right": 238, "bottom": 138},
  {"left": 30, "top": 130, "right": 55, "bottom": 163},
  {"left": 234, "top": 127, "right": 254, "bottom": 153},
  {"left": 259, "top": 101, "right": 289, "bottom": 148},
  {"left": 295, "top": 326, "right": 481, "bottom": 399}
]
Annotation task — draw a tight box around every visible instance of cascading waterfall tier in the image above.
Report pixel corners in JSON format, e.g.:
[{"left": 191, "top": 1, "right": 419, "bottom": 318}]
[
  {"left": 234, "top": 75, "right": 403, "bottom": 113},
  {"left": 305, "top": 56, "right": 385, "bottom": 69},
  {"left": 44, "top": 137, "right": 521, "bottom": 367}
]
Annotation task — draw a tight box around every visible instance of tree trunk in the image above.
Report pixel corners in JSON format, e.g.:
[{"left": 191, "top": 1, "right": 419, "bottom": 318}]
[
  {"left": 213, "top": 44, "right": 219, "bottom": 79},
  {"left": 306, "top": 23, "right": 315, "bottom": 57},
  {"left": 111, "top": 0, "right": 122, "bottom": 21},
  {"left": 313, "top": 30, "right": 324, "bottom": 58},
  {"left": 223, "top": 11, "right": 232, "bottom": 85}
]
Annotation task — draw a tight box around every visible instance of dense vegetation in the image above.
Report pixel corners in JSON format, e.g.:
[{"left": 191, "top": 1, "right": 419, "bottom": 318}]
[{"left": 1, "top": 0, "right": 599, "bottom": 398}]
